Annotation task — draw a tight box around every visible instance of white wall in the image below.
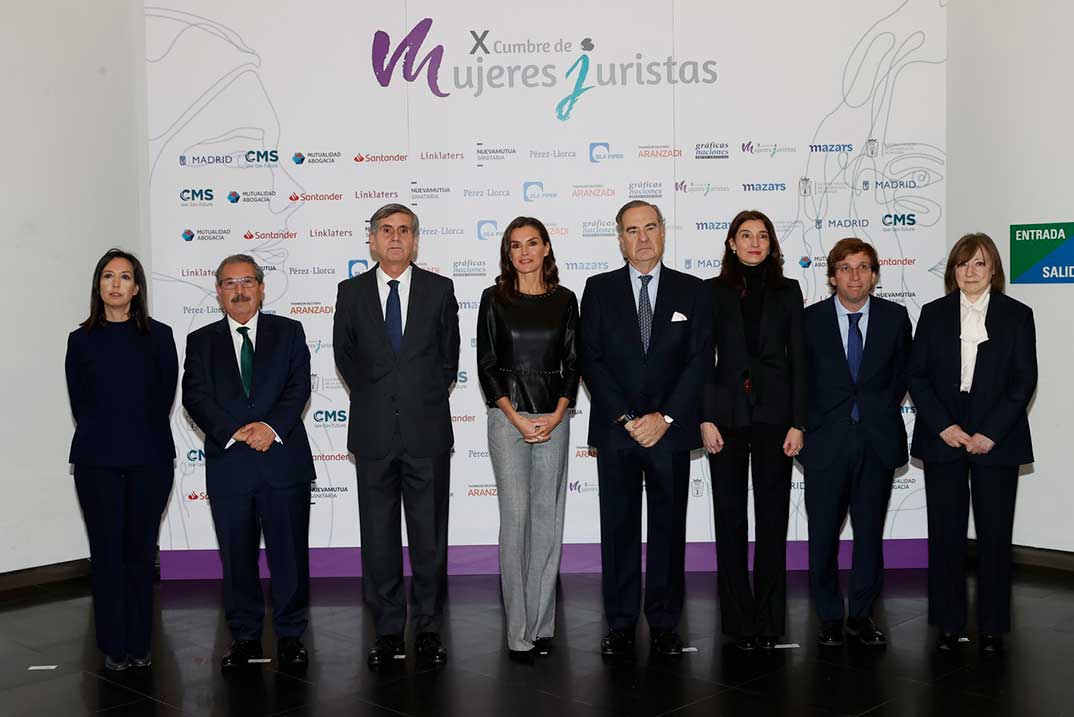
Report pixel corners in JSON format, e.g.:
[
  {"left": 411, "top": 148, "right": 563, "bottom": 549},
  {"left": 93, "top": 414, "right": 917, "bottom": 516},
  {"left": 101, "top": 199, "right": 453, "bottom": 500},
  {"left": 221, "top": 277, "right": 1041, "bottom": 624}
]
[
  {"left": 0, "top": 2, "right": 150, "bottom": 572},
  {"left": 948, "top": 1, "right": 1074, "bottom": 551}
]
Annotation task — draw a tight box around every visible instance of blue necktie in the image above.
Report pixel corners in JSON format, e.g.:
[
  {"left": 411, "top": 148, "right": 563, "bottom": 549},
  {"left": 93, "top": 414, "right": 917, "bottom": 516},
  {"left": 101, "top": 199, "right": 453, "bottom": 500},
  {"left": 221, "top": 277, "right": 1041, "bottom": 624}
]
[
  {"left": 847, "top": 312, "right": 863, "bottom": 421},
  {"left": 385, "top": 279, "right": 402, "bottom": 353},
  {"left": 638, "top": 274, "right": 653, "bottom": 353}
]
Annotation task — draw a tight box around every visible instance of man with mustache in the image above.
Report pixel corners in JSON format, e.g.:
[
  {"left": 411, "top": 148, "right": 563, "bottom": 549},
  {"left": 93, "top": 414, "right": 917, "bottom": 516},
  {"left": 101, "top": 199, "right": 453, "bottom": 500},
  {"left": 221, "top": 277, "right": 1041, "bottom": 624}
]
[{"left": 183, "top": 254, "right": 315, "bottom": 670}]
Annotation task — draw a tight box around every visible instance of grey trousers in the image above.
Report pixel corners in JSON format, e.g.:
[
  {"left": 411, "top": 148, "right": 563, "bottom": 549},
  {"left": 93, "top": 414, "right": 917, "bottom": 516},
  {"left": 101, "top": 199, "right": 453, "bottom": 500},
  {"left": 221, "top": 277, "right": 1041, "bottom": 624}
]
[{"left": 487, "top": 408, "right": 570, "bottom": 651}]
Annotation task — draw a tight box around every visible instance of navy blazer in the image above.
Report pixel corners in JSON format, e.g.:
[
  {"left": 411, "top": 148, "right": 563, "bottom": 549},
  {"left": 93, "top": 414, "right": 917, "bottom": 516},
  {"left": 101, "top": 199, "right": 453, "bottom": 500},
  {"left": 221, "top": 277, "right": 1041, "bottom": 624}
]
[
  {"left": 908, "top": 291, "right": 1036, "bottom": 466},
  {"left": 333, "top": 264, "right": 460, "bottom": 459},
  {"left": 798, "top": 295, "right": 912, "bottom": 472},
  {"left": 66, "top": 318, "right": 178, "bottom": 467},
  {"left": 182, "top": 312, "right": 315, "bottom": 497},
  {"left": 579, "top": 264, "right": 713, "bottom": 451}
]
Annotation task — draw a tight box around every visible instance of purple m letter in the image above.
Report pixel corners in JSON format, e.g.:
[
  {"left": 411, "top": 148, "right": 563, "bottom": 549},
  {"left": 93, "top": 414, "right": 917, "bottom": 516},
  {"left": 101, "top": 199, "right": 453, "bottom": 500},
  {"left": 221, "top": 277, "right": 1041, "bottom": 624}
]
[{"left": 371, "top": 18, "right": 450, "bottom": 98}]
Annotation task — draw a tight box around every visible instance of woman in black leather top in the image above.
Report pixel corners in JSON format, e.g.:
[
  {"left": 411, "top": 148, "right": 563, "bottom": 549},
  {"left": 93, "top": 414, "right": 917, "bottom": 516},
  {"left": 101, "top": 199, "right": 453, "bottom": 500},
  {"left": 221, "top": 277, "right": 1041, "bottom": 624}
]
[
  {"left": 700, "top": 210, "right": 807, "bottom": 651},
  {"left": 477, "top": 216, "right": 579, "bottom": 662}
]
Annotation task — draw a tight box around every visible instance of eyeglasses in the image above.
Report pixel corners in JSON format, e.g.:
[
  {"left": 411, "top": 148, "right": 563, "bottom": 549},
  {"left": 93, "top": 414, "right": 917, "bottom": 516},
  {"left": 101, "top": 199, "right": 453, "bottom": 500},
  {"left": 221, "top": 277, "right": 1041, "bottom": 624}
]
[
  {"left": 835, "top": 263, "right": 873, "bottom": 275},
  {"left": 218, "top": 277, "right": 259, "bottom": 290}
]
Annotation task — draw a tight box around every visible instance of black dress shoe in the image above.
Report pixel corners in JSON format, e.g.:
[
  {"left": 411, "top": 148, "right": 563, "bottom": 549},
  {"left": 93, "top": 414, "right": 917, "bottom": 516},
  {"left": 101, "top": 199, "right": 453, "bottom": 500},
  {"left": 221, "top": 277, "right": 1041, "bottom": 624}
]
[
  {"left": 368, "top": 635, "right": 405, "bottom": 667},
  {"left": 277, "top": 637, "right": 309, "bottom": 668},
  {"left": 415, "top": 632, "right": 447, "bottom": 665},
  {"left": 104, "top": 655, "right": 130, "bottom": 671},
  {"left": 756, "top": 635, "right": 778, "bottom": 650},
  {"left": 600, "top": 629, "right": 635, "bottom": 656},
  {"left": 130, "top": 654, "right": 152, "bottom": 668},
  {"left": 650, "top": 630, "right": 684, "bottom": 656},
  {"left": 221, "top": 639, "right": 263, "bottom": 669},
  {"left": 508, "top": 648, "right": 535, "bottom": 664},
  {"left": 846, "top": 617, "right": 886, "bottom": 646},
  {"left": 980, "top": 633, "right": 1005, "bottom": 655},
  {"left": 733, "top": 636, "right": 757, "bottom": 652},
  {"left": 533, "top": 637, "right": 553, "bottom": 656},
  {"left": 817, "top": 620, "right": 845, "bottom": 647},
  {"left": 936, "top": 632, "right": 962, "bottom": 651}
]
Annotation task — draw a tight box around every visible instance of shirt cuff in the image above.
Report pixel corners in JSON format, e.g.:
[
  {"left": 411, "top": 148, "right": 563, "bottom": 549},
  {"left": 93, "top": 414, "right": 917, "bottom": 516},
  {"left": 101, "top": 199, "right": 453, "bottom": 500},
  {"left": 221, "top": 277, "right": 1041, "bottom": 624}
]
[{"left": 261, "top": 422, "right": 283, "bottom": 444}]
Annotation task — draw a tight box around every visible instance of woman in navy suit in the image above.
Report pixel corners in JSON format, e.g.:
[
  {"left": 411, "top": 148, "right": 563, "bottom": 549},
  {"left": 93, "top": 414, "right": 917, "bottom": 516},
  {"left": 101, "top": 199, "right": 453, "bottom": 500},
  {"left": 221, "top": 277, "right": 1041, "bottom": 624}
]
[
  {"left": 700, "top": 210, "right": 807, "bottom": 651},
  {"left": 65, "top": 249, "right": 177, "bottom": 671},
  {"left": 909, "top": 232, "right": 1036, "bottom": 655}
]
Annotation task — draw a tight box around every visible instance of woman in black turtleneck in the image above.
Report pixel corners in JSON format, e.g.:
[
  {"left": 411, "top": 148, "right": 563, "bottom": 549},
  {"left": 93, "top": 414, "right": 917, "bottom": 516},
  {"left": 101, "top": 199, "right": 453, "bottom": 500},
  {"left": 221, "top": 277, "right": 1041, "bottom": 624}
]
[
  {"left": 701, "top": 210, "right": 807, "bottom": 651},
  {"left": 65, "top": 249, "right": 177, "bottom": 671},
  {"left": 477, "top": 217, "right": 579, "bottom": 663}
]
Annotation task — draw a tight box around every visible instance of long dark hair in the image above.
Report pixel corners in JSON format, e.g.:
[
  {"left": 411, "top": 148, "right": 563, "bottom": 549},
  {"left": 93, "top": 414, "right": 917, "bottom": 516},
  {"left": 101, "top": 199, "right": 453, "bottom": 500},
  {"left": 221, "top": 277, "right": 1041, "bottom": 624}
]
[
  {"left": 81, "top": 249, "right": 150, "bottom": 334},
  {"left": 718, "top": 209, "right": 785, "bottom": 294},
  {"left": 495, "top": 217, "right": 560, "bottom": 299}
]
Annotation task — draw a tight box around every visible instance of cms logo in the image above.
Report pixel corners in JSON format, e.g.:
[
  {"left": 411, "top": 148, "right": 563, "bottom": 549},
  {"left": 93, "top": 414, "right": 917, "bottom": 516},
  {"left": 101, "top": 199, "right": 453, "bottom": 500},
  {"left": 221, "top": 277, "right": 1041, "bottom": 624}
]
[
  {"left": 883, "top": 213, "right": 917, "bottom": 226},
  {"left": 244, "top": 150, "right": 278, "bottom": 163},
  {"left": 314, "top": 409, "right": 348, "bottom": 423},
  {"left": 180, "top": 189, "right": 214, "bottom": 201},
  {"left": 186, "top": 449, "right": 205, "bottom": 462},
  {"left": 477, "top": 220, "right": 498, "bottom": 240}
]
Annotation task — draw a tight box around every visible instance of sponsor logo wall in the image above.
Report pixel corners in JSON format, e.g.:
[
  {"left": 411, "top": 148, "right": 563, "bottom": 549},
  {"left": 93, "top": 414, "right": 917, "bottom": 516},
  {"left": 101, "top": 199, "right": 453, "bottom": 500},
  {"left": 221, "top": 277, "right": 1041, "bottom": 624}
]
[{"left": 147, "top": 2, "right": 945, "bottom": 555}]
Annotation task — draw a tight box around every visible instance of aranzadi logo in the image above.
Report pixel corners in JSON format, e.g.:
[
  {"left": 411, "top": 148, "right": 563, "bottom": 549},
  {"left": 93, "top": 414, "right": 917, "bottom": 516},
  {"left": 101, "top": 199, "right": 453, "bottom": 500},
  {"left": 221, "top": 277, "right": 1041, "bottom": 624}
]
[
  {"left": 289, "top": 301, "right": 334, "bottom": 315},
  {"left": 182, "top": 228, "right": 230, "bottom": 242},
  {"left": 466, "top": 482, "right": 497, "bottom": 497},
  {"left": 289, "top": 191, "right": 344, "bottom": 203},
  {"left": 637, "top": 144, "right": 683, "bottom": 158},
  {"left": 474, "top": 141, "right": 517, "bottom": 167},
  {"left": 570, "top": 183, "right": 616, "bottom": 199},
  {"left": 574, "top": 445, "right": 598, "bottom": 458}
]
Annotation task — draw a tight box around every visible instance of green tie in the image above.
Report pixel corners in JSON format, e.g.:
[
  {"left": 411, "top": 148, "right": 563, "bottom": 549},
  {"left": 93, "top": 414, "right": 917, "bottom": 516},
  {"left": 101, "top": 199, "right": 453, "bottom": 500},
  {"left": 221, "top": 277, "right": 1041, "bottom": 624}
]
[{"left": 236, "top": 326, "right": 254, "bottom": 397}]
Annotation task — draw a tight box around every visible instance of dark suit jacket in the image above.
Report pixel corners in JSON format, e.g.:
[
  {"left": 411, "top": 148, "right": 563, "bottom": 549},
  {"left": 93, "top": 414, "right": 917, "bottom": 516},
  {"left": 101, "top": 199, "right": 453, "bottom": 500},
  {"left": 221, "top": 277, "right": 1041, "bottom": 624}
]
[
  {"left": 333, "top": 264, "right": 460, "bottom": 459},
  {"left": 908, "top": 291, "right": 1037, "bottom": 466},
  {"left": 182, "top": 312, "right": 315, "bottom": 497},
  {"left": 798, "top": 295, "right": 912, "bottom": 472},
  {"left": 579, "top": 264, "right": 713, "bottom": 452},
  {"left": 701, "top": 276, "right": 808, "bottom": 430}
]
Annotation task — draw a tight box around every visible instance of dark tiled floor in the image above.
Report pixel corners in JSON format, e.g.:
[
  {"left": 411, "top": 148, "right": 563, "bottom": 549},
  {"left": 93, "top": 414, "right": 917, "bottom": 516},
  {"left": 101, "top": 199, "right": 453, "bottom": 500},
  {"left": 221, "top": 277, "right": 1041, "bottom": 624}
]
[{"left": 1, "top": 568, "right": 1072, "bottom": 716}]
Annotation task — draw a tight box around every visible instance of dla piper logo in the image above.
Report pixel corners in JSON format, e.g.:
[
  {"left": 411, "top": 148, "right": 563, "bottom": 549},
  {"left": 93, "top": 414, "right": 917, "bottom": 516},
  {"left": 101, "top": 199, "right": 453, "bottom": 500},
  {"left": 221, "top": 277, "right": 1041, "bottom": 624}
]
[{"left": 371, "top": 18, "right": 450, "bottom": 97}]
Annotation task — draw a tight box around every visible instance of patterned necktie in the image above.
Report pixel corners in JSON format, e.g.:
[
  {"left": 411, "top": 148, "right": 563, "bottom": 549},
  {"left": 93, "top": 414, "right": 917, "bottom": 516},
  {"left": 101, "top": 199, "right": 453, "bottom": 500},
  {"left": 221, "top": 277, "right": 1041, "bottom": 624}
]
[
  {"left": 847, "top": 312, "right": 863, "bottom": 421},
  {"left": 638, "top": 274, "right": 653, "bottom": 353},
  {"left": 236, "top": 326, "right": 254, "bottom": 397},
  {"left": 385, "top": 279, "right": 402, "bottom": 353}
]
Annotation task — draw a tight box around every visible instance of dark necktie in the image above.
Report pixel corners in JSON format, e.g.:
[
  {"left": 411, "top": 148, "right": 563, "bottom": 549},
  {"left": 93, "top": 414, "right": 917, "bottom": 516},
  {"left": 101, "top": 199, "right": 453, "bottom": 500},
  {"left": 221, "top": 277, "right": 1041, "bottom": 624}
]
[
  {"left": 638, "top": 274, "right": 653, "bottom": 353},
  {"left": 847, "top": 312, "right": 863, "bottom": 421},
  {"left": 386, "top": 279, "right": 402, "bottom": 353},
  {"left": 236, "top": 326, "right": 254, "bottom": 397}
]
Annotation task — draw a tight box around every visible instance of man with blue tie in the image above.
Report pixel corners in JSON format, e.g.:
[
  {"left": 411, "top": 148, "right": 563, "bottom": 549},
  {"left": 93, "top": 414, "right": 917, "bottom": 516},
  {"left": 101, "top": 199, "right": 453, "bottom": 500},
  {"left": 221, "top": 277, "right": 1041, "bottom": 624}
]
[
  {"left": 799, "top": 238, "right": 912, "bottom": 647},
  {"left": 182, "top": 254, "right": 315, "bottom": 669},
  {"left": 579, "top": 200, "right": 713, "bottom": 657},
  {"left": 333, "top": 204, "right": 460, "bottom": 667}
]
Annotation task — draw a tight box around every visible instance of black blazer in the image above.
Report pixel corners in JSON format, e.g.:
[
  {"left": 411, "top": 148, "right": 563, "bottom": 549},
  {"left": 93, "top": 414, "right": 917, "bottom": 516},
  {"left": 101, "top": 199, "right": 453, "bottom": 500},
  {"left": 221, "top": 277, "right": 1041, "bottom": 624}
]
[
  {"left": 701, "top": 276, "right": 807, "bottom": 430},
  {"left": 908, "top": 291, "right": 1037, "bottom": 466},
  {"left": 66, "top": 318, "right": 178, "bottom": 467},
  {"left": 182, "top": 312, "right": 315, "bottom": 497},
  {"left": 798, "top": 295, "right": 912, "bottom": 472},
  {"left": 579, "top": 264, "right": 713, "bottom": 451},
  {"left": 333, "top": 264, "right": 460, "bottom": 459}
]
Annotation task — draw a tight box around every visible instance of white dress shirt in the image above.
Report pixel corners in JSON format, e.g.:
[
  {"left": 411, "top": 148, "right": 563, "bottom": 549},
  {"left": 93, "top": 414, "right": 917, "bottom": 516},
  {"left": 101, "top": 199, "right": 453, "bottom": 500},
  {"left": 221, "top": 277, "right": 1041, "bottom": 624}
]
[
  {"left": 376, "top": 264, "right": 413, "bottom": 333},
  {"left": 224, "top": 311, "right": 281, "bottom": 447},
  {"left": 835, "top": 295, "right": 871, "bottom": 355},
  {"left": 627, "top": 261, "right": 661, "bottom": 314},
  {"left": 959, "top": 291, "right": 990, "bottom": 392}
]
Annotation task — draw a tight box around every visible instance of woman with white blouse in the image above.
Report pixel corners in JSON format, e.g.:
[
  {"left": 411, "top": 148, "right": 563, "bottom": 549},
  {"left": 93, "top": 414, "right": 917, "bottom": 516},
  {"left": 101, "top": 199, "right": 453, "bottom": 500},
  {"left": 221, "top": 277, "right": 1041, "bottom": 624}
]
[{"left": 908, "top": 232, "right": 1037, "bottom": 655}]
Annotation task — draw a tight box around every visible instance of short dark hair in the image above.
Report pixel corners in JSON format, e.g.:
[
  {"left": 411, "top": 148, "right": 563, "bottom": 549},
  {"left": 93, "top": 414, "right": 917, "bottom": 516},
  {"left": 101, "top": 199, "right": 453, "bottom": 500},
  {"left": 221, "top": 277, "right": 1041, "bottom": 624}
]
[
  {"left": 494, "top": 217, "right": 560, "bottom": 299},
  {"left": 826, "top": 238, "right": 880, "bottom": 286},
  {"left": 615, "top": 200, "right": 665, "bottom": 235},
  {"left": 215, "top": 254, "right": 264, "bottom": 284},
  {"left": 945, "top": 232, "right": 1006, "bottom": 294},
  {"left": 718, "top": 210, "right": 785, "bottom": 292},
  {"left": 369, "top": 203, "right": 420, "bottom": 237},
  {"left": 82, "top": 249, "right": 151, "bottom": 334}
]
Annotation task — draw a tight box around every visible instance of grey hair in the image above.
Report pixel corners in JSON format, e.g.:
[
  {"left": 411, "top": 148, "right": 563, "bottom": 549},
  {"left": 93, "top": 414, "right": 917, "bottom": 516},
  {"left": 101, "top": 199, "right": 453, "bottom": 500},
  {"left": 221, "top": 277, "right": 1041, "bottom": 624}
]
[
  {"left": 368, "top": 203, "right": 420, "bottom": 238},
  {"left": 615, "top": 200, "right": 666, "bottom": 236},
  {"left": 215, "top": 254, "right": 264, "bottom": 284}
]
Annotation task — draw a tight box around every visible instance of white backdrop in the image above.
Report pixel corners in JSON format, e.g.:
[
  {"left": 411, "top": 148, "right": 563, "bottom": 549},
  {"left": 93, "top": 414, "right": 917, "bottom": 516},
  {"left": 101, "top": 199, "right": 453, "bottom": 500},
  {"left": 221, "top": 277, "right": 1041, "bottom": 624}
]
[{"left": 146, "top": 1, "right": 946, "bottom": 554}]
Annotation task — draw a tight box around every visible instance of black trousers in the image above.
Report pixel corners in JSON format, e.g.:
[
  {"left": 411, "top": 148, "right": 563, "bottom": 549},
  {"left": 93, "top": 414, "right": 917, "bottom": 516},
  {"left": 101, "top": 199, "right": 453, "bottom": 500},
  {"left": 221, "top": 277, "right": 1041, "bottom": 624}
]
[
  {"left": 73, "top": 463, "right": 173, "bottom": 657},
  {"left": 210, "top": 481, "right": 311, "bottom": 641},
  {"left": 596, "top": 442, "right": 690, "bottom": 633},
  {"left": 709, "top": 424, "right": 792, "bottom": 637},
  {"left": 924, "top": 458, "right": 1018, "bottom": 634},
  {"left": 355, "top": 427, "right": 451, "bottom": 636},
  {"left": 804, "top": 424, "right": 894, "bottom": 622}
]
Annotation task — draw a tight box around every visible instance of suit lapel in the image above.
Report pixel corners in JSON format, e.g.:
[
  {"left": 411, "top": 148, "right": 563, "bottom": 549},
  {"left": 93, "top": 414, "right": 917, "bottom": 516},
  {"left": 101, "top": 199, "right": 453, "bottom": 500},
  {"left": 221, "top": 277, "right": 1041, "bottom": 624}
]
[
  {"left": 942, "top": 291, "right": 963, "bottom": 389},
  {"left": 400, "top": 265, "right": 427, "bottom": 356},
  {"left": 250, "top": 313, "right": 276, "bottom": 399},
  {"left": 821, "top": 297, "right": 855, "bottom": 385},
  {"left": 617, "top": 266, "right": 644, "bottom": 356},
  {"left": 857, "top": 297, "right": 883, "bottom": 383},
  {"left": 648, "top": 264, "right": 675, "bottom": 350},
  {"left": 361, "top": 266, "right": 394, "bottom": 356},
  {"left": 213, "top": 318, "right": 243, "bottom": 399}
]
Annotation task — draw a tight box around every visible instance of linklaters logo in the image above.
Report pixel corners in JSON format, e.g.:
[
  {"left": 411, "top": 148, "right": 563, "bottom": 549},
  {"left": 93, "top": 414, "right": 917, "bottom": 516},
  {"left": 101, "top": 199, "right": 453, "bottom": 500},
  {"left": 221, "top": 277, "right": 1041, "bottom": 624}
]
[{"left": 371, "top": 19, "right": 718, "bottom": 121}]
